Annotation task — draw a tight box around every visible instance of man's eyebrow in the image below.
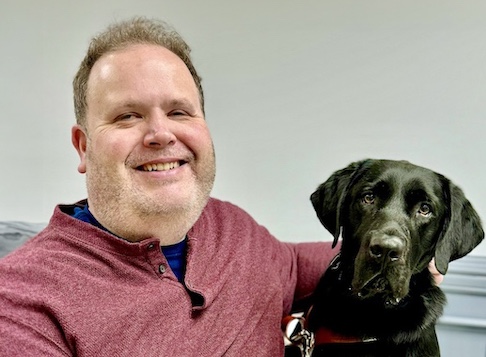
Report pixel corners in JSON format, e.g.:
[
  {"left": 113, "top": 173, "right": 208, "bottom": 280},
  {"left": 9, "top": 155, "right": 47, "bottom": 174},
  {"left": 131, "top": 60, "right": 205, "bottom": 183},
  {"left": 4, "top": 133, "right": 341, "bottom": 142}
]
[
  {"left": 105, "top": 97, "right": 140, "bottom": 109},
  {"left": 106, "top": 97, "right": 200, "bottom": 113},
  {"left": 118, "top": 102, "right": 139, "bottom": 109},
  {"left": 166, "top": 98, "right": 197, "bottom": 108}
]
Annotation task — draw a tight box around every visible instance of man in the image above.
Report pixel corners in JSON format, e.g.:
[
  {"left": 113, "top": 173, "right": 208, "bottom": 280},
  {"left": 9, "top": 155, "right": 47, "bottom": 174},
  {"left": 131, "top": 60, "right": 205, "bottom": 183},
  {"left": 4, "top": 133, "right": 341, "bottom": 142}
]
[
  {"left": 0, "top": 17, "right": 336, "bottom": 356},
  {"left": 0, "top": 17, "right": 442, "bottom": 356}
]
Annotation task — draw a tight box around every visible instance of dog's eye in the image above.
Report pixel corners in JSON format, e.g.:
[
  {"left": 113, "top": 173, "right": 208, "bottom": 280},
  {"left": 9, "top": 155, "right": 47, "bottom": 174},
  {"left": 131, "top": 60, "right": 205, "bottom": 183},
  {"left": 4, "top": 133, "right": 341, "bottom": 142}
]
[
  {"left": 418, "top": 203, "right": 432, "bottom": 216},
  {"left": 362, "top": 194, "right": 375, "bottom": 204}
]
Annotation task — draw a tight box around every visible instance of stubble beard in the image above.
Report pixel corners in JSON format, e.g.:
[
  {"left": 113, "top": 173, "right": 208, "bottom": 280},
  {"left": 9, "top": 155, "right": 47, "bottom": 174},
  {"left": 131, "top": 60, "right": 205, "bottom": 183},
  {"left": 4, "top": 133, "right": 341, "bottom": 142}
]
[{"left": 85, "top": 148, "right": 216, "bottom": 241}]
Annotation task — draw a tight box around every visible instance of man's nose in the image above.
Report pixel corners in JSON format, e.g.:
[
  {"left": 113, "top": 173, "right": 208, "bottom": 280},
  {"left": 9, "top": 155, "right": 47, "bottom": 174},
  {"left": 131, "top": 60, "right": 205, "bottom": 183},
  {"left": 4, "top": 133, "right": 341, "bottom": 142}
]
[{"left": 143, "top": 115, "right": 177, "bottom": 148}]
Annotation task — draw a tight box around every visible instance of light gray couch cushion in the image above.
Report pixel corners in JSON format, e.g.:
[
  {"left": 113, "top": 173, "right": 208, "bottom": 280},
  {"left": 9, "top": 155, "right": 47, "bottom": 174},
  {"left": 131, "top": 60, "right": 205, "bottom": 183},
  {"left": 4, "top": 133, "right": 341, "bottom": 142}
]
[{"left": 0, "top": 221, "right": 46, "bottom": 258}]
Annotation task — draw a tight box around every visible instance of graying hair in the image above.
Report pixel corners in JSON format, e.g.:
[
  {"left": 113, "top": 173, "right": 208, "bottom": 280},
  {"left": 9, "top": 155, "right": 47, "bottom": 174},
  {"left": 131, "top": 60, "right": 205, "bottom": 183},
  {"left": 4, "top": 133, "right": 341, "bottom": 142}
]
[{"left": 73, "top": 16, "right": 204, "bottom": 127}]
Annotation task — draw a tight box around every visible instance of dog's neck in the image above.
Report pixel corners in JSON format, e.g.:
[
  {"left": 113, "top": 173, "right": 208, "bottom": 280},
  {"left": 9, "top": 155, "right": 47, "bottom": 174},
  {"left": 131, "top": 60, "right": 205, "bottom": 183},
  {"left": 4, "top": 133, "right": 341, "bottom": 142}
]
[{"left": 307, "top": 301, "right": 379, "bottom": 346}]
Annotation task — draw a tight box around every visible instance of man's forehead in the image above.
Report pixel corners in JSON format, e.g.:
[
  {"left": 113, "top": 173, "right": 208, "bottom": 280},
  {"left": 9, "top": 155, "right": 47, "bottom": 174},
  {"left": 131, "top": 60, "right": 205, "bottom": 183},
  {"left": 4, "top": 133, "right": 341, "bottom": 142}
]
[
  {"left": 86, "top": 44, "right": 198, "bottom": 101},
  {"left": 91, "top": 44, "right": 181, "bottom": 76}
]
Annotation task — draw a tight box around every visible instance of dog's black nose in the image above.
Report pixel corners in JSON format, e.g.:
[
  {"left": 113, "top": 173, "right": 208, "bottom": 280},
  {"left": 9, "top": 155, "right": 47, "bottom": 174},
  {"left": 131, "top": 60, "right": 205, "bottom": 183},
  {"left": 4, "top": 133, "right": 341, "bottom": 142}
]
[{"left": 369, "top": 235, "right": 405, "bottom": 262}]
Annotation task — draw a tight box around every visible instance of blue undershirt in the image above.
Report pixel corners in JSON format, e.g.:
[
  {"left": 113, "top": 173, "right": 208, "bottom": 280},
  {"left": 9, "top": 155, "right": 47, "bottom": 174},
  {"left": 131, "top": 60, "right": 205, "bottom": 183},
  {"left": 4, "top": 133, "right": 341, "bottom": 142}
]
[{"left": 72, "top": 205, "right": 187, "bottom": 282}]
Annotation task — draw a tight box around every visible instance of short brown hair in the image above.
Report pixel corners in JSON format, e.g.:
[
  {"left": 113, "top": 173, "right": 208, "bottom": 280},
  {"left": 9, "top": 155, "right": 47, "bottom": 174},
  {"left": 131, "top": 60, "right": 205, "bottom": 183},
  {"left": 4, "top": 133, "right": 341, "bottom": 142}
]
[{"left": 73, "top": 16, "right": 204, "bottom": 128}]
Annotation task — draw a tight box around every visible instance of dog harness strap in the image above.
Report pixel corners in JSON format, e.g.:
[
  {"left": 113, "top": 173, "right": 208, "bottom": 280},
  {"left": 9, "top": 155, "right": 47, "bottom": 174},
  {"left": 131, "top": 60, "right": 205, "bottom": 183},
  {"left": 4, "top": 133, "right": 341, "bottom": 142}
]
[
  {"left": 282, "top": 315, "right": 315, "bottom": 357},
  {"left": 313, "top": 326, "right": 377, "bottom": 344},
  {"left": 305, "top": 304, "right": 378, "bottom": 346}
]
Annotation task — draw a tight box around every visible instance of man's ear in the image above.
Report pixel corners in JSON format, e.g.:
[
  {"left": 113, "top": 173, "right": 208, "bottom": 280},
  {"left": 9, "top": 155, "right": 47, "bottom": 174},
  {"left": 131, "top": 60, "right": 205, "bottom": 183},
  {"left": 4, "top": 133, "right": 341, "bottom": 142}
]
[{"left": 71, "top": 124, "right": 88, "bottom": 174}]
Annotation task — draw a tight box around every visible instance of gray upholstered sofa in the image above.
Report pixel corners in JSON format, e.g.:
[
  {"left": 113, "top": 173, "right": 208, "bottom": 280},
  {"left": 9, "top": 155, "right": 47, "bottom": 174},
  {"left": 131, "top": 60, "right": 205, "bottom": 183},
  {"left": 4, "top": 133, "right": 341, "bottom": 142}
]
[{"left": 0, "top": 221, "right": 46, "bottom": 258}]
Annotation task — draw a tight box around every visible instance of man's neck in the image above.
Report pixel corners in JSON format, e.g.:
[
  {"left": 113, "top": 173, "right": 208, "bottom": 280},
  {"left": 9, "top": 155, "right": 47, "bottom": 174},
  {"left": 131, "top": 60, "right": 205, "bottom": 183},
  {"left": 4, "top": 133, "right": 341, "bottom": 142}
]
[{"left": 89, "top": 205, "right": 198, "bottom": 246}]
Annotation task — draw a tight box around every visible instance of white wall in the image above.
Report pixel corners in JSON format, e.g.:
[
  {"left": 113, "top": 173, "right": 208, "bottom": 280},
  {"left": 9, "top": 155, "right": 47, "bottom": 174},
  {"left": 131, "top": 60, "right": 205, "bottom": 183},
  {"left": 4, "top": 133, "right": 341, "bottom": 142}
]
[{"left": 1, "top": 0, "right": 485, "bottom": 255}]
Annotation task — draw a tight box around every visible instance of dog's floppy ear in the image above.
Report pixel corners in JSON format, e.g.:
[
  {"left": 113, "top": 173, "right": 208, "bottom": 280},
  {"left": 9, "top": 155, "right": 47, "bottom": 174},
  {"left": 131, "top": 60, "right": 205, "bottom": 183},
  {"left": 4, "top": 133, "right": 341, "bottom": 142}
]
[
  {"left": 435, "top": 179, "right": 484, "bottom": 274},
  {"left": 310, "top": 159, "right": 371, "bottom": 248}
]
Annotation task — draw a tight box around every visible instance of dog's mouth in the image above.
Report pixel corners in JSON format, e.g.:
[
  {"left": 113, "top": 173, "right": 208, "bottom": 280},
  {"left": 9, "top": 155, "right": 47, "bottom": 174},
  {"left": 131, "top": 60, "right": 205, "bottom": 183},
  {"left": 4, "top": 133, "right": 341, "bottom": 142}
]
[{"left": 352, "top": 272, "right": 408, "bottom": 307}]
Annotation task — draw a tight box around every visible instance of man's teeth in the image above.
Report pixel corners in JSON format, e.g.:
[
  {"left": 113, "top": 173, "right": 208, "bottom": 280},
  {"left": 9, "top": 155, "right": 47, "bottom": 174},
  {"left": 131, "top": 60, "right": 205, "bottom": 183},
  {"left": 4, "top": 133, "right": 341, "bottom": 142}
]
[{"left": 142, "top": 161, "right": 180, "bottom": 172}]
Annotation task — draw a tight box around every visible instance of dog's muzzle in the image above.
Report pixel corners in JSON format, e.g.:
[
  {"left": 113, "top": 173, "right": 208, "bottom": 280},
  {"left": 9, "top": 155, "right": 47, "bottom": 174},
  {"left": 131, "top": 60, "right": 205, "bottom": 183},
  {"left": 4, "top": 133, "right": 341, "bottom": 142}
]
[{"left": 352, "top": 227, "right": 411, "bottom": 304}]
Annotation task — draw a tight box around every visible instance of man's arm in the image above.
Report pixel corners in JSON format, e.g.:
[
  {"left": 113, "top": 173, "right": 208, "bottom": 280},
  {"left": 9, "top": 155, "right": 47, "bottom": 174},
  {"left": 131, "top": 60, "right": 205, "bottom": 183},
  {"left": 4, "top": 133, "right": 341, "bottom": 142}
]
[
  {"left": 289, "top": 240, "right": 339, "bottom": 310},
  {"left": 0, "top": 315, "right": 71, "bottom": 356}
]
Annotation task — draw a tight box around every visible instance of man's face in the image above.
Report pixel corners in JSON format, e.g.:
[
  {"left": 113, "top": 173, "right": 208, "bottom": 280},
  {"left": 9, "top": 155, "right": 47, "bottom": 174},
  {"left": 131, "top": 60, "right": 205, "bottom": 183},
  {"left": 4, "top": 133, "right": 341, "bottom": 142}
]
[{"left": 72, "top": 44, "right": 215, "bottom": 236}]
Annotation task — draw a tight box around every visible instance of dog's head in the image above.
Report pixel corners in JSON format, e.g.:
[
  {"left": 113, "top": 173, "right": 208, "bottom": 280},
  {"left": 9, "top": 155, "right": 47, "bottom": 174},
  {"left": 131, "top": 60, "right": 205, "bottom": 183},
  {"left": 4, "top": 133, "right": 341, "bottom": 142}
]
[{"left": 311, "top": 159, "right": 484, "bottom": 304}]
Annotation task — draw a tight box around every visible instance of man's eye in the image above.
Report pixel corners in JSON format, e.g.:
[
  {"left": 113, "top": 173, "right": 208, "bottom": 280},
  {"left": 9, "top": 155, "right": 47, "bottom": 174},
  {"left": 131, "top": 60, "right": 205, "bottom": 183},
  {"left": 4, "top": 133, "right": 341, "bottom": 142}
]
[
  {"left": 362, "top": 194, "right": 375, "bottom": 204},
  {"left": 117, "top": 113, "right": 141, "bottom": 121},
  {"left": 169, "top": 110, "right": 188, "bottom": 117}
]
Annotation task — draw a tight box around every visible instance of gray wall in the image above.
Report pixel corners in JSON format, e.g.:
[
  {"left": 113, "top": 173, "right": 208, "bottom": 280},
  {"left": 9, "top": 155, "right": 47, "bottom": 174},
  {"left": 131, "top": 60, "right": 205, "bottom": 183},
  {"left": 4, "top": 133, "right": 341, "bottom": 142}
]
[{"left": 1, "top": 0, "right": 485, "bottom": 255}]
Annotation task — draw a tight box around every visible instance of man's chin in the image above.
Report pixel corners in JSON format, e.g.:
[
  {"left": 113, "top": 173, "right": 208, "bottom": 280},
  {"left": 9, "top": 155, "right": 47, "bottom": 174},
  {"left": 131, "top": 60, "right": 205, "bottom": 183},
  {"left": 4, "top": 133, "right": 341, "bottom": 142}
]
[{"left": 134, "top": 188, "right": 210, "bottom": 217}]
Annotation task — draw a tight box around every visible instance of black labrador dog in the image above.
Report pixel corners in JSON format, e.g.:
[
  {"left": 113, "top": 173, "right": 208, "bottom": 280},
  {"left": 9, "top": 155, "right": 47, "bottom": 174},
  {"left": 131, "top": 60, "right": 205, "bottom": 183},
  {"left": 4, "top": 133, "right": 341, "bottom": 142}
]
[{"left": 307, "top": 159, "right": 484, "bottom": 357}]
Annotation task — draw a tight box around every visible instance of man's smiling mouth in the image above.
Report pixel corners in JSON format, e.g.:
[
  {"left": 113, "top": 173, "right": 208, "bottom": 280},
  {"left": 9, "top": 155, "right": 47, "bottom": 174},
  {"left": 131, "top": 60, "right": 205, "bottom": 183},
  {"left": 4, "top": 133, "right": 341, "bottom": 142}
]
[{"left": 140, "top": 161, "right": 183, "bottom": 172}]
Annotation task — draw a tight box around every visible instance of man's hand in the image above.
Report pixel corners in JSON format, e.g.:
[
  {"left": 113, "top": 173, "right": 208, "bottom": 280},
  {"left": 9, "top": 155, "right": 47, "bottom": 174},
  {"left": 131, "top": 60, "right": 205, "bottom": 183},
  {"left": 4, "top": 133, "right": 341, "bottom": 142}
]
[{"left": 428, "top": 258, "right": 444, "bottom": 286}]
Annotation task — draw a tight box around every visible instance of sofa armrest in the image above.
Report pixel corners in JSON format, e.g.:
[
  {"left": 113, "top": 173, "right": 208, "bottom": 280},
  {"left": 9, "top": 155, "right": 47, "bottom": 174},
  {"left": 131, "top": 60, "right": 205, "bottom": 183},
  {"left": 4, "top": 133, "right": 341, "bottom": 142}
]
[{"left": 0, "top": 221, "right": 46, "bottom": 258}]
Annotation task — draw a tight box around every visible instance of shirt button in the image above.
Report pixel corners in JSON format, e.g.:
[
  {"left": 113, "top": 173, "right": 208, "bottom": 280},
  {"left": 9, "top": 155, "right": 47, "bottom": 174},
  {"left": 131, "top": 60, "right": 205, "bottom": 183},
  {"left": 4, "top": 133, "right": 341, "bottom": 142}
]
[
  {"left": 158, "top": 264, "right": 166, "bottom": 274},
  {"left": 147, "top": 243, "right": 156, "bottom": 251}
]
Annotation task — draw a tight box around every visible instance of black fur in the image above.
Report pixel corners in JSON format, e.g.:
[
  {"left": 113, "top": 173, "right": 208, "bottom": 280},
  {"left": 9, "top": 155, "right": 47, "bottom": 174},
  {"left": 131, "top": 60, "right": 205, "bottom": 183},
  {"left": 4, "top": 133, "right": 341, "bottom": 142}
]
[{"left": 308, "top": 159, "right": 484, "bottom": 357}]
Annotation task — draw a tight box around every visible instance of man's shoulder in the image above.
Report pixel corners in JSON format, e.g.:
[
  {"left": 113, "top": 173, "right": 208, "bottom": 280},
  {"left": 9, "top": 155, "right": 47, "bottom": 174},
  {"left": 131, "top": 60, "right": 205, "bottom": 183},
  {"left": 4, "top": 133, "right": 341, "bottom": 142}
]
[
  {"left": 203, "top": 197, "right": 259, "bottom": 225},
  {"left": 205, "top": 197, "right": 254, "bottom": 214},
  {"left": 192, "top": 197, "right": 277, "bottom": 248},
  {"left": 0, "top": 205, "right": 95, "bottom": 270}
]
